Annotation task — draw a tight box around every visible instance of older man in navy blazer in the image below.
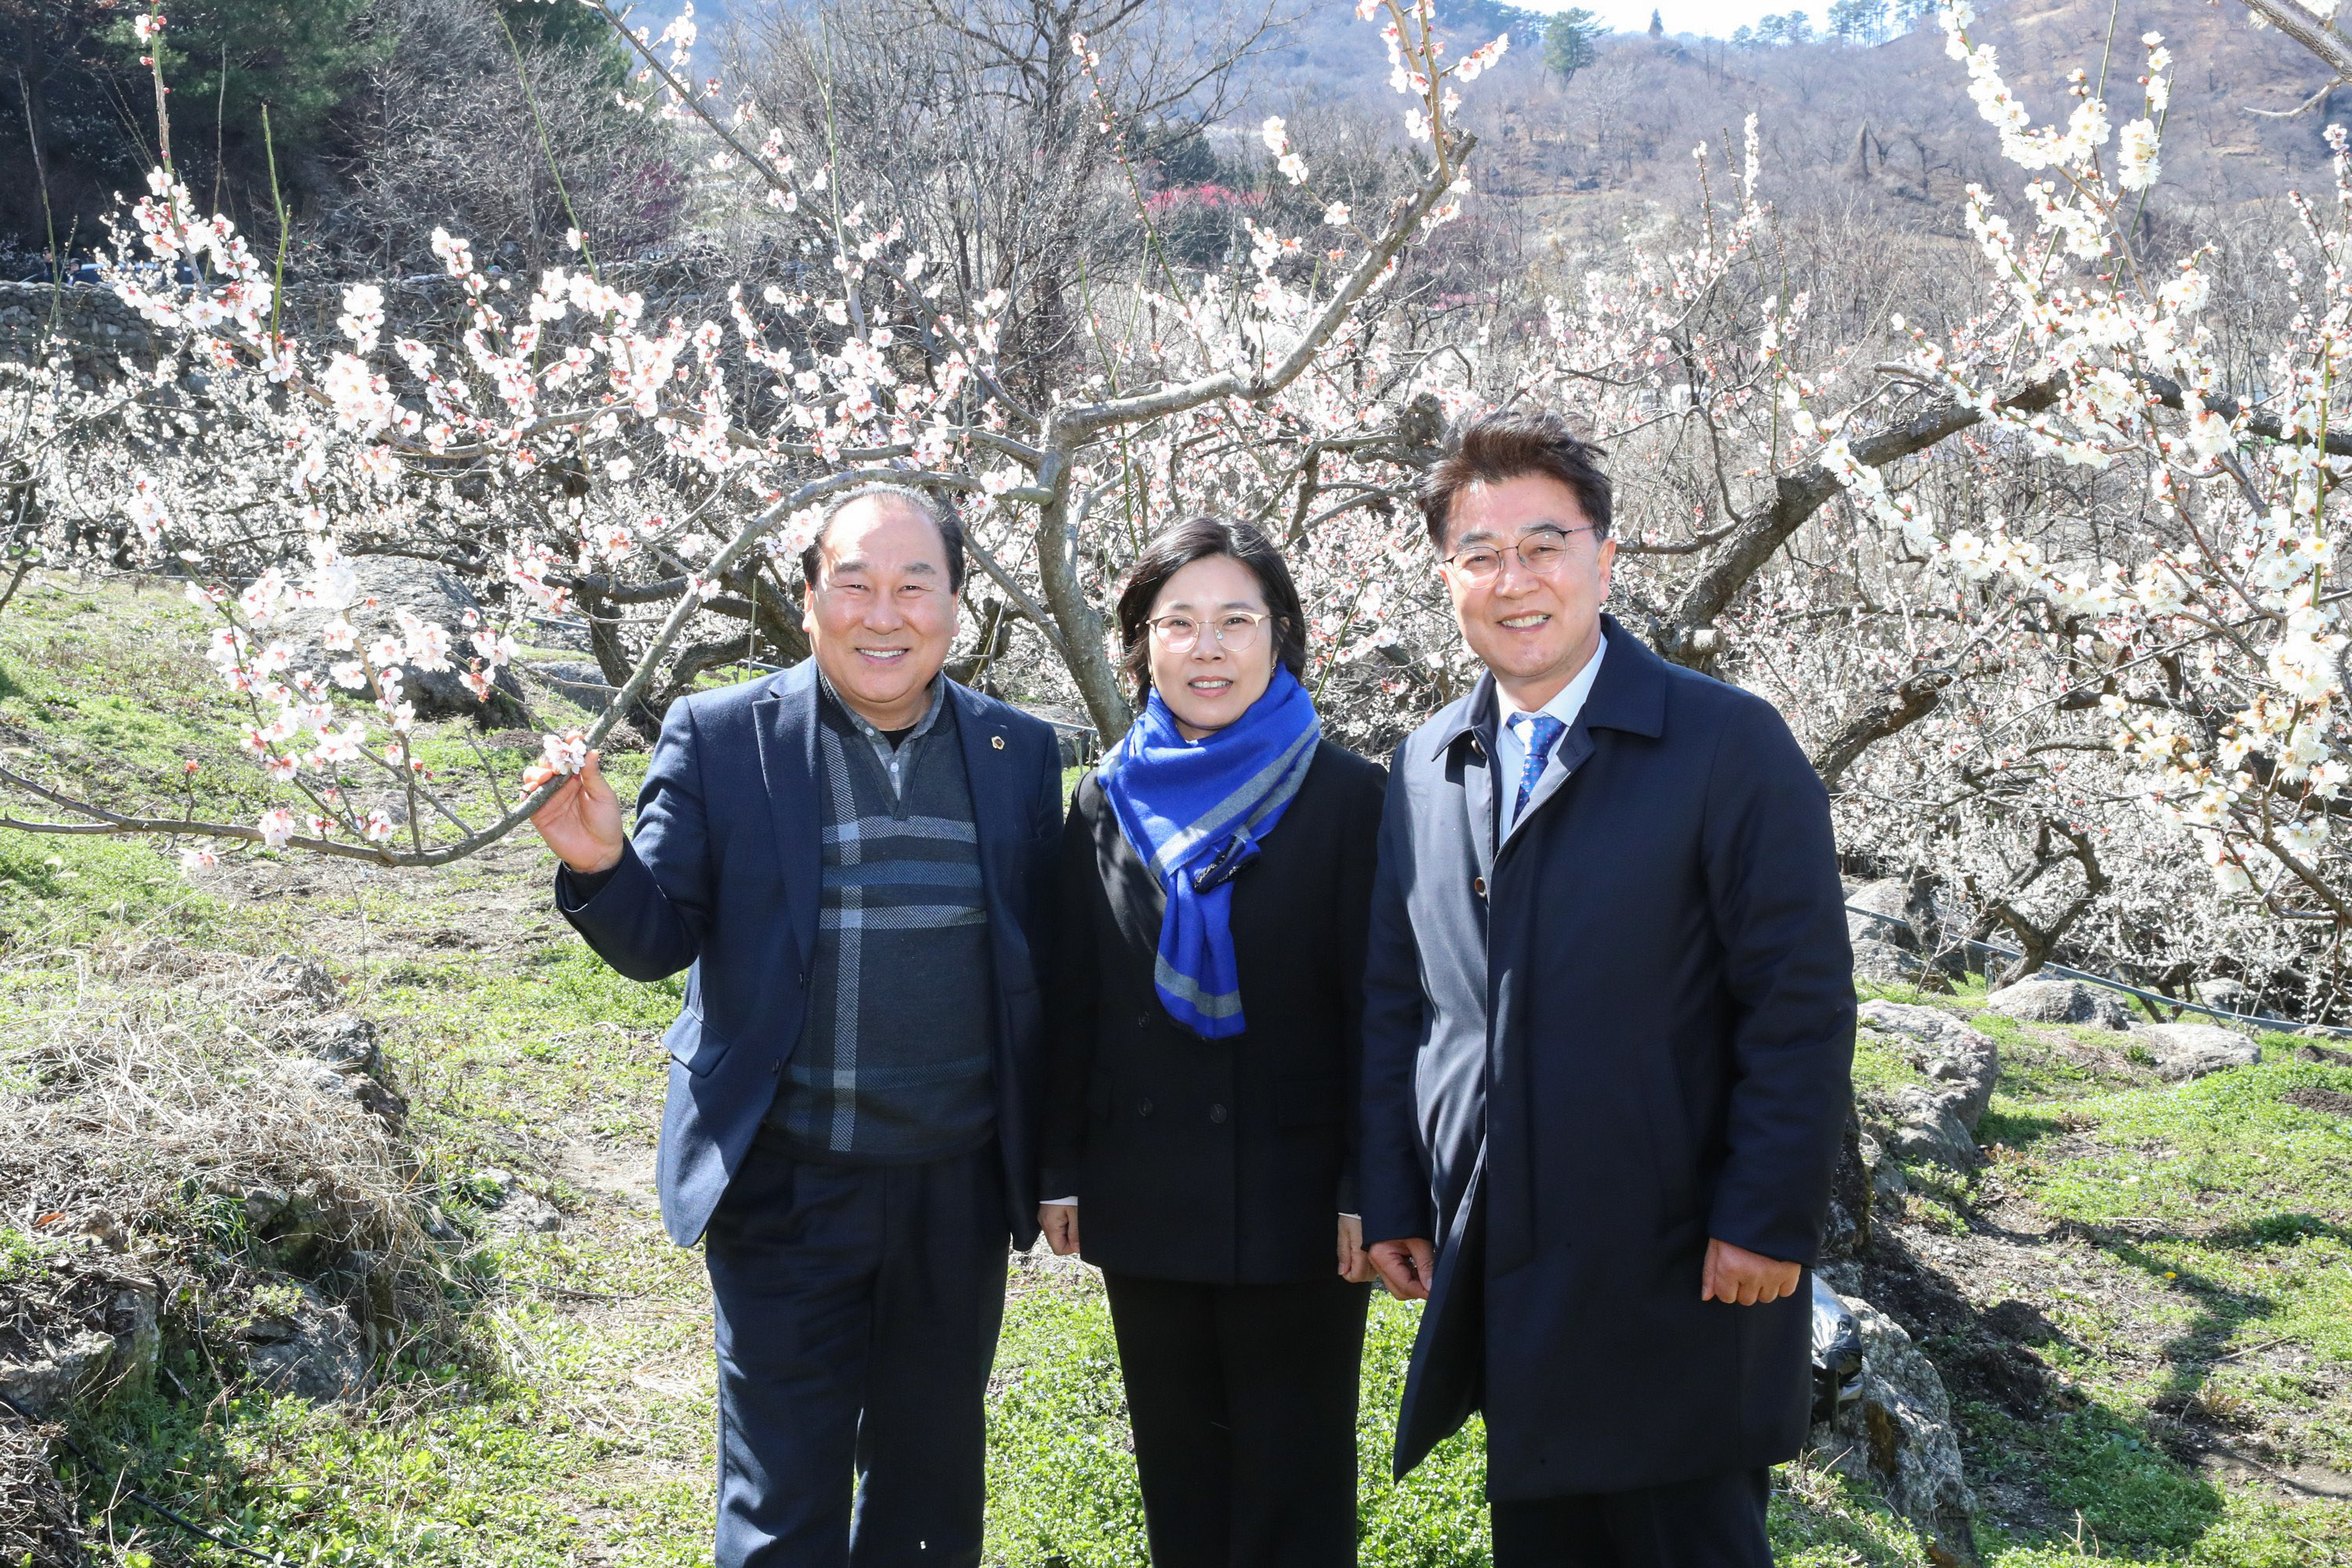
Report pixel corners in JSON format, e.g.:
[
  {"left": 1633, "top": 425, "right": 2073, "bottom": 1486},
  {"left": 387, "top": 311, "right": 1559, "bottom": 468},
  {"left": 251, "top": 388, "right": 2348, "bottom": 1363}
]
[
  {"left": 1359, "top": 412, "right": 1854, "bottom": 1566},
  {"left": 531, "top": 484, "right": 1061, "bottom": 1567}
]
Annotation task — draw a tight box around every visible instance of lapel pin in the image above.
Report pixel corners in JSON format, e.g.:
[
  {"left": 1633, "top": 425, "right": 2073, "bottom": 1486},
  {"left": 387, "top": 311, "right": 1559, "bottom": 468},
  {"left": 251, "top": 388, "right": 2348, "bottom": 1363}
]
[{"left": 991, "top": 735, "right": 1006, "bottom": 750}]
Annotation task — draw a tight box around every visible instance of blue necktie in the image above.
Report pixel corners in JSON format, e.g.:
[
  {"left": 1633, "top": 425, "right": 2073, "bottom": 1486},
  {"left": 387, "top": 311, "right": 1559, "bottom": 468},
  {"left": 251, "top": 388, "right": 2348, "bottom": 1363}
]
[{"left": 1512, "top": 713, "right": 1566, "bottom": 820}]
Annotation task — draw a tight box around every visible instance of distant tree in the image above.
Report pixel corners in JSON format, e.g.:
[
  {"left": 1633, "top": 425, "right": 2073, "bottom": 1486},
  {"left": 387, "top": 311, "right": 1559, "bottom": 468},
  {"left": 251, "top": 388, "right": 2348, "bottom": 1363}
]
[
  {"left": 1828, "top": 0, "right": 1887, "bottom": 43},
  {"left": 1544, "top": 8, "right": 1603, "bottom": 82},
  {"left": 1649, "top": 9, "right": 1664, "bottom": 37},
  {"left": 1733, "top": 10, "right": 1816, "bottom": 48}
]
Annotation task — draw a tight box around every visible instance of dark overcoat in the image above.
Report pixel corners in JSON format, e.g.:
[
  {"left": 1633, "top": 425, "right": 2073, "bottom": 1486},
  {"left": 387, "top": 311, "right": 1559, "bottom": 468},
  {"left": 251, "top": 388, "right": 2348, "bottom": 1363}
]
[
  {"left": 1356, "top": 615, "right": 1854, "bottom": 1499},
  {"left": 1039, "top": 742, "right": 1386, "bottom": 1283},
  {"left": 554, "top": 659, "right": 1064, "bottom": 1247}
]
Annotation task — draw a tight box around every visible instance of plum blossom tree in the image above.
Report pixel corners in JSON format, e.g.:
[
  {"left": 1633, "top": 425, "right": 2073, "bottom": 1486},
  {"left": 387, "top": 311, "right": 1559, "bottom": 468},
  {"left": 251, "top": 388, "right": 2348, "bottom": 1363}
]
[{"left": 12, "top": 0, "right": 2352, "bottom": 1013}]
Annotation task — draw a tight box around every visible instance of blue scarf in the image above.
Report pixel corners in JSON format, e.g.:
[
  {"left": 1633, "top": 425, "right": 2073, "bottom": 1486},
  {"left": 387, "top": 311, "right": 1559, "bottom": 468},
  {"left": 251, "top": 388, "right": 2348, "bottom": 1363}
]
[{"left": 1099, "top": 666, "right": 1322, "bottom": 1039}]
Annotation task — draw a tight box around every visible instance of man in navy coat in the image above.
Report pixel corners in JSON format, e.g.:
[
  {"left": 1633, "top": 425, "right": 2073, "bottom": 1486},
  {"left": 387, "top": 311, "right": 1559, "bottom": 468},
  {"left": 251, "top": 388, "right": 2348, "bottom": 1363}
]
[
  {"left": 530, "top": 484, "right": 1062, "bottom": 1566},
  {"left": 1359, "top": 412, "right": 1854, "bottom": 1566}
]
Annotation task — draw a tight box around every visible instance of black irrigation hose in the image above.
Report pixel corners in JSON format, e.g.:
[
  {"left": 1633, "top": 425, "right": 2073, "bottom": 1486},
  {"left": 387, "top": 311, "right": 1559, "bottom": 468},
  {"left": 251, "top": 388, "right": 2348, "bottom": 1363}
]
[
  {"left": 1846, "top": 903, "right": 2352, "bottom": 1040},
  {"left": 0, "top": 1386, "right": 287, "bottom": 1566}
]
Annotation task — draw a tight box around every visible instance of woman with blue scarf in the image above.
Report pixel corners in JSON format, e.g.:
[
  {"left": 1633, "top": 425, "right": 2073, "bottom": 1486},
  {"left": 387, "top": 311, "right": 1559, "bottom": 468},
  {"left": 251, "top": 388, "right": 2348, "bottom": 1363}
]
[{"left": 1039, "top": 516, "right": 1385, "bottom": 1567}]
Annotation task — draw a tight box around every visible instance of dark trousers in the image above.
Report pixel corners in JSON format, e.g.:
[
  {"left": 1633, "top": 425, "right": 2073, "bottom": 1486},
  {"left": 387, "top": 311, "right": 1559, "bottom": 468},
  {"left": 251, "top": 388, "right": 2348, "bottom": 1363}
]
[
  {"left": 1101, "top": 1271, "right": 1370, "bottom": 1568},
  {"left": 701, "top": 1133, "right": 1009, "bottom": 1568},
  {"left": 1490, "top": 1468, "right": 1773, "bottom": 1568}
]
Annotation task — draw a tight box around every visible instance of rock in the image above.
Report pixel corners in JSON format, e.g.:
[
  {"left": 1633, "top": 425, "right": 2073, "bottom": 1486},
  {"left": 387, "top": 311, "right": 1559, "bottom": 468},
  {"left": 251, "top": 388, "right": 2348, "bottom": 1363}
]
[
  {"left": 1807, "top": 1294, "right": 1976, "bottom": 1560},
  {"left": 1984, "top": 978, "right": 2133, "bottom": 1031},
  {"left": 239, "top": 1283, "right": 368, "bottom": 1403},
  {"left": 2295, "top": 1041, "right": 2352, "bottom": 1066},
  {"left": 274, "top": 1054, "right": 407, "bottom": 1125},
  {"left": 1822, "top": 1110, "right": 1873, "bottom": 1262},
  {"left": 1858, "top": 1002, "right": 2000, "bottom": 1131},
  {"left": 253, "top": 954, "right": 337, "bottom": 1008},
  {"left": 1850, "top": 937, "right": 1922, "bottom": 985},
  {"left": 1869, "top": 1138, "right": 1910, "bottom": 1202},
  {"left": 0, "top": 1330, "right": 117, "bottom": 1421},
  {"left": 1887, "top": 1087, "right": 1976, "bottom": 1169},
  {"left": 2192, "top": 978, "right": 2272, "bottom": 1018},
  {"left": 100, "top": 1280, "right": 160, "bottom": 1404},
  {"left": 0, "top": 1269, "right": 158, "bottom": 1418},
  {"left": 495, "top": 1195, "right": 563, "bottom": 1235},
  {"left": 279, "top": 555, "right": 528, "bottom": 724},
  {"left": 2135, "top": 1022, "right": 2261, "bottom": 1081},
  {"left": 1846, "top": 877, "right": 1940, "bottom": 951},
  {"left": 290, "top": 1014, "right": 381, "bottom": 1075}
]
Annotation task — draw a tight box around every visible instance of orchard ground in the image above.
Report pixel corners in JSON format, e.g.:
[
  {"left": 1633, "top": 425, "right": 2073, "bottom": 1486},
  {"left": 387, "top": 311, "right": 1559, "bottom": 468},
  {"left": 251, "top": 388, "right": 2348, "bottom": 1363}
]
[{"left": 0, "top": 575, "right": 2347, "bottom": 1565}]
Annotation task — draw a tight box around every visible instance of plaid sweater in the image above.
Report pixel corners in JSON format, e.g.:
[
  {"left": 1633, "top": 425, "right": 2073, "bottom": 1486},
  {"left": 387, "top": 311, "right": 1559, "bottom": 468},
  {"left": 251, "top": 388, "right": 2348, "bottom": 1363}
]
[{"left": 766, "top": 677, "right": 996, "bottom": 1162}]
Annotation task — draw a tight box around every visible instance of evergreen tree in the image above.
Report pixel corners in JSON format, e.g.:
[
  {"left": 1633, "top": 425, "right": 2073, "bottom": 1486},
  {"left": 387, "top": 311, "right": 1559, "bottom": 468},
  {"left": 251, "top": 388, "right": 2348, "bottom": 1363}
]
[{"left": 1544, "top": 8, "right": 1603, "bottom": 83}]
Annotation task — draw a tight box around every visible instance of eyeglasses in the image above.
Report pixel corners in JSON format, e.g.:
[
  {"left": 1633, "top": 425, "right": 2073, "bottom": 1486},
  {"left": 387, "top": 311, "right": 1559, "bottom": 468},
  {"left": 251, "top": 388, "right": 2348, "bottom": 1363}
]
[
  {"left": 1441, "top": 525, "right": 1597, "bottom": 581},
  {"left": 1147, "top": 612, "right": 1269, "bottom": 654}
]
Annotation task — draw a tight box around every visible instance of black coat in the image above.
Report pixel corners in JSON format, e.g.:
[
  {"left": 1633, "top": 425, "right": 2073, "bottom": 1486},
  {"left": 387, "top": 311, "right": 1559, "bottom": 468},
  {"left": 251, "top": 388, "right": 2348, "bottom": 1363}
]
[
  {"left": 1358, "top": 616, "right": 1855, "bottom": 1499},
  {"left": 1041, "top": 741, "right": 1386, "bottom": 1285}
]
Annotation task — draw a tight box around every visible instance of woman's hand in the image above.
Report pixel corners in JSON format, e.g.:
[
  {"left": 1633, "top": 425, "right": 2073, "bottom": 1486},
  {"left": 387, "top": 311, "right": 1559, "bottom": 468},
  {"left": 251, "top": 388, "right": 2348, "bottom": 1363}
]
[
  {"left": 1337, "top": 1214, "right": 1374, "bottom": 1283},
  {"left": 1039, "top": 1203, "right": 1080, "bottom": 1256}
]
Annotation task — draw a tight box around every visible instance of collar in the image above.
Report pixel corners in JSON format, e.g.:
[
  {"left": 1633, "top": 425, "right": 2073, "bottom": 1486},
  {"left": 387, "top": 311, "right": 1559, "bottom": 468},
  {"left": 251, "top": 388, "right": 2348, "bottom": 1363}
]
[
  {"left": 1497, "top": 631, "right": 1607, "bottom": 735},
  {"left": 815, "top": 664, "right": 949, "bottom": 742},
  {"left": 1421, "top": 614, "right": 1667, "bottom": 763}
]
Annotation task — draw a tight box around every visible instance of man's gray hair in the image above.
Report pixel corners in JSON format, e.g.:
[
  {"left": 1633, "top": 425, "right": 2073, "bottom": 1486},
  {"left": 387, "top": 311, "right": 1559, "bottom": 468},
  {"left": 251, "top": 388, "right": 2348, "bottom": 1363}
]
[{"left": 798, "top": 481, "right": 967, "bottom": 594}]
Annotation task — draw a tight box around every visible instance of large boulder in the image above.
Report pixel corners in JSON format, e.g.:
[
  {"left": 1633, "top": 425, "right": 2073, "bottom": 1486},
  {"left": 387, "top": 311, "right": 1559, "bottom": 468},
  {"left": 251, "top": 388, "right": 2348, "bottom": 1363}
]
[
  {"left": 1984, "top": 977, "right": 2133, "bottom": 1031},
  {"left": 1859, "top": 1001, "right": 2000, "bottom": 1131},
  {"left": 1808, "top": 1294, "right": 1976, "bottom": 1561},
  {"left": 1886, "top": 1087, "right": 1977, "bottom": 1169},
  {"left": 1852, "top": 938, "right": 1924, "bottom": 986},
  {"left": 277, "top": 555, "right": 528, "bottom": 724},
  {"left": 2135, "top": 1022, "right": 2261, "bottom": 1081},
  {"left": 2191, "top": 978, "right": 2273, "bottom": 1019},
  {"left": 1846, "top": 876, "right": 1942, "bottom": 953}
]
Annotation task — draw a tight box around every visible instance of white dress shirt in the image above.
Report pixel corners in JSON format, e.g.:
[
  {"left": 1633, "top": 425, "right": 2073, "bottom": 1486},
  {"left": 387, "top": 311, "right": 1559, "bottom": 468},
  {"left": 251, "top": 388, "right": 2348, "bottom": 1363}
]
[{"left": 1495, "top": 631, "right": 1607, "bottom": 835}]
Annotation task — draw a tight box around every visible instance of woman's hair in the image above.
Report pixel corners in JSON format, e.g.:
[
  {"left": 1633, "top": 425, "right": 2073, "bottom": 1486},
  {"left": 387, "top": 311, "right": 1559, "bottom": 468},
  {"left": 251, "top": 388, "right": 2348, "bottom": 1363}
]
[{"left": 1114, "top": 515, "right": 1308, "bottom": 704}]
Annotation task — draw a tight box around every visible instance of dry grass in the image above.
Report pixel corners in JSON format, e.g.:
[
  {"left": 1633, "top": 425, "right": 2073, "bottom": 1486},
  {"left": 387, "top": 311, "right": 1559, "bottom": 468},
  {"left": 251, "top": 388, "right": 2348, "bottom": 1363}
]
[
  {"left": 0, "top": 935, "right": 459, "bottom": 1356},
  {"left": 0, "top": 1407, "right": 78, "bottom": 1568}
]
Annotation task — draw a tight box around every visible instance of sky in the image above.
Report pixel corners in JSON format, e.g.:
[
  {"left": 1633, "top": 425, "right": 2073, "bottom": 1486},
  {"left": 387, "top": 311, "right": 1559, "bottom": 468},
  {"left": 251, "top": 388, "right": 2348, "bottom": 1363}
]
[{"left": 1514, "top": 0, "right": 1829, "bottom": 38}]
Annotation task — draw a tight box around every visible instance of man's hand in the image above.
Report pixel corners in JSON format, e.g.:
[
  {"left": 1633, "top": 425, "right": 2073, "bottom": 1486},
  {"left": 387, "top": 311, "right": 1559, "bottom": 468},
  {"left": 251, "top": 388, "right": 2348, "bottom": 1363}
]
[
  {"left": 1338, "top": 1215, "right": 1375, "bottom": 1283},
  {"left": 1369, "top": 1236, "right": 1436, "bottom": 1301},
  {"left": 530, "top": 750, "right": 626, "bottom": 875},
  {"left": 1038, "top": 1203, "right": 1080, "bottom": 1256},
  {"left": 1700, "top": 1237, "right": 1801, "bottom": 1305}
]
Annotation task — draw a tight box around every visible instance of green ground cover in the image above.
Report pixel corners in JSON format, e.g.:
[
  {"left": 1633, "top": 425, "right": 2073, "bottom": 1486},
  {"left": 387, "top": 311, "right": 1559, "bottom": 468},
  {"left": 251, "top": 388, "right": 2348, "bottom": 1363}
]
[{"left": 0, "top": 579, "right": 2345, "bottom": 1564}]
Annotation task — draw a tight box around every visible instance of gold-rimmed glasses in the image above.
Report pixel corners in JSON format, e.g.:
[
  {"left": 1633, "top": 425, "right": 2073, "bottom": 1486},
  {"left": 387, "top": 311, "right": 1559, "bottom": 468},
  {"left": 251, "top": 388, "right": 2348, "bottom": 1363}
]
[{"left": 1147, "top": 611, "right": 1270, "bottom": 654}]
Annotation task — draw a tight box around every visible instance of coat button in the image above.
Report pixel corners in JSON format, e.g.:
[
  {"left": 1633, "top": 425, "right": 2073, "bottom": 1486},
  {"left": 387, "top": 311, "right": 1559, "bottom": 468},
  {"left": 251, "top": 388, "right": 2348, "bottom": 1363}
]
[
  {"left": 1473, "top": 877, "right": 1487, "bottom": 898},
  {"left": 1136, "top": 1012, "right": 1151, "bottom": 1029},
  {"left": 768, "top": 1061, "right": 781, "bottom": 1077},
  {"left": 1210, "top": 1103, "right": 1227, "bottom": 1123},
  {"left": 1137, "top": 1097, "right": 1154, "bottom": 1117}
]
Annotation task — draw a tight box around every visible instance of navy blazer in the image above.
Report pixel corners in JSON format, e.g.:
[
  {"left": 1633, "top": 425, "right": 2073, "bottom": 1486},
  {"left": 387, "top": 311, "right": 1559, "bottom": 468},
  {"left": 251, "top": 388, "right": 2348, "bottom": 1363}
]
[
  {"left": 556, "top": 659, "right": 1063, "bottom": 1247},
  {"left": 1359, "top": 616, "right": 1854, "bottom": 1499}
]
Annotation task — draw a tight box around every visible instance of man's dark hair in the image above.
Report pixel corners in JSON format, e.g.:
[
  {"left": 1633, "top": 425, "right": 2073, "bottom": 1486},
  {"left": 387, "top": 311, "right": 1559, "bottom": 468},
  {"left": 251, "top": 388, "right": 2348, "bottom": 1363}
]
[
  {"left": 798, "top": 482, "right": 967, "bottom": 595},
  {"left": 1114, "top": 515, "right": 1308, "bottom": 704},
  {"left": 1415, "top": 409, "right": 1614, "bottom": 554}
]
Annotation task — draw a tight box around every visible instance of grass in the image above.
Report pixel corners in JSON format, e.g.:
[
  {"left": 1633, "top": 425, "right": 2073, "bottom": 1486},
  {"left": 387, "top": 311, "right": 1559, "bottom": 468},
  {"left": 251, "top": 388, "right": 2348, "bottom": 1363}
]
[{"left": 2, "top": 578, "right": 2347, "bottom": 1565}]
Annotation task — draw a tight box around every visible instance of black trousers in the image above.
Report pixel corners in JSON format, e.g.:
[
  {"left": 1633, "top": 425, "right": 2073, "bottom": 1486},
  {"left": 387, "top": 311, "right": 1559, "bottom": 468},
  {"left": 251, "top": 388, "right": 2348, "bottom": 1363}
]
[
  {"left": 701, "top": 1133, "right": 1009, "bottom": 1568},
  {"left": 1490, "top": 1468, "right": 1773, "bottom": 1568},
  {"left": 1101, "top": 1271, "right": 1370, "bottom": 1568}
]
